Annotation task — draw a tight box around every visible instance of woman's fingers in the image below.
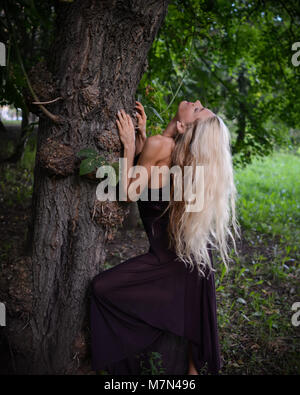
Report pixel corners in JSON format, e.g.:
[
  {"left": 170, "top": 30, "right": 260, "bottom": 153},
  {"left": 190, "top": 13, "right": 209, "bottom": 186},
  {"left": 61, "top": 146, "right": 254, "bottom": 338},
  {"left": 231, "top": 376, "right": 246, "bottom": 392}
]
[
  {"left": 135, "top": 103, "right": 146, "bottom": 121},
  {"left": 135, "top": 102, "right": 143, "bottom": 110},
  {"left": 120, "top": 109, "right": 128, "bottom": 123},
  {"left": 135, "top": 110, "right": 142, "bottom": 121},
  {"left": 117, "top": 109, "right": 127, "bottom": 124},
  {"left": 135, "top": 102, "right": 144, "bottom": 111},
  {"left": 127, "top": 114, "right": 134, "bottom": 127},
  {"left": 134, "top": 105, "right": 141, "bottom": 115},
  {"left": 116, "top": 112, "right": 135, "bottom": 147},
  {"left": 117, "top": 111, "right": 123, "bottom": 123},
  {"left": 117, "top": 107, "right": 145, "bottom": 129},
  {"left": 116, "top": 111, "right": 134, "bottom": 128}
]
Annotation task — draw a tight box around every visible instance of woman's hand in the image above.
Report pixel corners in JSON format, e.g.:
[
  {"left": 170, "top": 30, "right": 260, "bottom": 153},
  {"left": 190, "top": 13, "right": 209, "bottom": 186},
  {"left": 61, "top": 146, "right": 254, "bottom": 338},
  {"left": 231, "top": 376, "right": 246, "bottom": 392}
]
[
  {"left": 134, "top": 101, "right": 147, "bottom": 155},
  {"left": 116, "top": 109, "right": 135, "bottom": 149},
  {"left": 135, "top": 101, "right": 147, "bottom": 139}
]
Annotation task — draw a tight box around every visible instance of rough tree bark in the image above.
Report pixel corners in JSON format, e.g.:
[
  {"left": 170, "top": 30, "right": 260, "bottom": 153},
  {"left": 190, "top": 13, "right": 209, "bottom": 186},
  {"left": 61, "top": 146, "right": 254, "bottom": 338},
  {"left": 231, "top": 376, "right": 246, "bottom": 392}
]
[{"left": 23, "top": 0, "right": 169, "bottom": 374}]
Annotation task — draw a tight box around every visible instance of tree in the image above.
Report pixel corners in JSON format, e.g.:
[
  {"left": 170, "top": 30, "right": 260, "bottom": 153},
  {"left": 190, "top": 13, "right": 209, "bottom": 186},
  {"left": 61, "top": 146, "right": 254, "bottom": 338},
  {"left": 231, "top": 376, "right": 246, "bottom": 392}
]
[
  {"left": 5, "top": 0, "right": 169, "bottom": 374},
  {"left": 0, "top": 0, "right": 55, "bottom": 163},
  {"left": 2, "top": 0, "right": 299, "bottom": 375}
]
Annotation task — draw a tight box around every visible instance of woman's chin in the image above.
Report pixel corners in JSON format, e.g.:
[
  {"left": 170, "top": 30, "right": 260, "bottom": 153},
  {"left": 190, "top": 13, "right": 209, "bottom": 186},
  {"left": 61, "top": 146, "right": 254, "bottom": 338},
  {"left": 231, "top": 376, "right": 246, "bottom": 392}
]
[{"left": 178, "top": 100, "right": 187, "bottom": 110}]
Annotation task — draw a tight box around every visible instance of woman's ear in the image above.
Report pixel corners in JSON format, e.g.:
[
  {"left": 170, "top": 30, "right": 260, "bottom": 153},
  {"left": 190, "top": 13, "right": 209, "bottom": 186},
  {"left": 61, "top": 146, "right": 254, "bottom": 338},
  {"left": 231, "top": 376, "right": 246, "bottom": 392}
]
[{"left": 176, "top": 121, "right": 185, "bottom": 134}]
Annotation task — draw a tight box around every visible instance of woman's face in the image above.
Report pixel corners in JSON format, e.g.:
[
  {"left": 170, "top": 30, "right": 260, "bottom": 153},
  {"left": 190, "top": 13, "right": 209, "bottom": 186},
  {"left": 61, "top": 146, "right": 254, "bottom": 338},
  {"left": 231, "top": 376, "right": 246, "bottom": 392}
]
[{"left": 177, "top": 100, "right": 215, "bottom": 123}]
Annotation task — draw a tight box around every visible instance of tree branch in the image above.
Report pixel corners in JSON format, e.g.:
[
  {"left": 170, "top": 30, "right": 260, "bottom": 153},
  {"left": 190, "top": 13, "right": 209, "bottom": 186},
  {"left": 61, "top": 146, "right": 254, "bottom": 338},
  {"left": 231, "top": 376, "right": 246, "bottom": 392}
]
[{"left": 3, "top": 2, "right": 64, "bottom": 124}]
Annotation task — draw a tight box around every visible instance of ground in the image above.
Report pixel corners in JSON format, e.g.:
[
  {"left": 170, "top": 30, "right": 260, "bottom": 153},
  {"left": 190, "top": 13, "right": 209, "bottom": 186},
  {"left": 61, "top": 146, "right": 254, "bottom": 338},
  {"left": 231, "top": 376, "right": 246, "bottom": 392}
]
[{"left": 0, "top": 130, "right": 299, "bottom": 374}]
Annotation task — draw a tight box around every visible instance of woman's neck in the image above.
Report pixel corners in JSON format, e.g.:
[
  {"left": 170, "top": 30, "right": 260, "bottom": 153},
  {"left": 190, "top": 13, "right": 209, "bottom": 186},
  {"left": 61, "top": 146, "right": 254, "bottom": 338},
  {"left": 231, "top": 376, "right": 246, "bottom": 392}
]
[{"left": 162, "top": 117, "right": 178, "bottom": 139}]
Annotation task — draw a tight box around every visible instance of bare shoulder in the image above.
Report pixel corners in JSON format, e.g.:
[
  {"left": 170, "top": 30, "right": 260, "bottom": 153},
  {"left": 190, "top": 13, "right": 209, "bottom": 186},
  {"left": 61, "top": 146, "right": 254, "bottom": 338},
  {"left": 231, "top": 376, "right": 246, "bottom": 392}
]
[
  {"left": 143, "top": 135, "right": 174, "bottom": 162},
  {"left": 144, "top": 135, "right": 163, "bottom": 148}
]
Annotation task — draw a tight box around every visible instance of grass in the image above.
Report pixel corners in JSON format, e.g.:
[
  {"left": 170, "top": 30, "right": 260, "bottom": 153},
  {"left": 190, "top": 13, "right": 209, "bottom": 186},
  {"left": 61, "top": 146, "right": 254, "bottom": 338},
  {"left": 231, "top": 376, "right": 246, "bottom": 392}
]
[
  {"left": 138, "top": 351, "right": 166, "bottom": 375},
  {"left": 0, "top": 135, "right": 36, "bottom": 208},
  {"left": 0, "top": 136, "right": 36, "bottom": 269},
  {"left": 97, "top": 351, "right": 165, "bottom": 375},
  {"left": 0, "top": 139, "right": 299, "bottom": 374},
  {"left": 235, "top": 151, "right": 300, "bottom": 244},
  {"left": 214, "top": 150, "right": 300, "bottom": 374},
  {"left": 2, "top": 120, "right": 22, "bottom": 126}
]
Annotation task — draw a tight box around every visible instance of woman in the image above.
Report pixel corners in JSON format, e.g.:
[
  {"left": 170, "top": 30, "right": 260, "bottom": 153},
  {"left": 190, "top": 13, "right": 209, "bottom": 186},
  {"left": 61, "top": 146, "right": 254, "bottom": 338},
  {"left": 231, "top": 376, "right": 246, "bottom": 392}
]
[{"left": 90, "top": 99, "right": 240, "bottom": 375}]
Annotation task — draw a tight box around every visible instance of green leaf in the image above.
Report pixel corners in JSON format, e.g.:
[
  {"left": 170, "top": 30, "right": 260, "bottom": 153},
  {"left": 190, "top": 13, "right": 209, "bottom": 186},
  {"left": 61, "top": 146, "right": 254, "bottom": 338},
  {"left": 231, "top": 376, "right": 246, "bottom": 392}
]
[
  {"left": 111, "top": 161, "right": 119, "bottom": 174},
  {"left": 95, "top": 156, "right": 107, "bottom": 167},
  {"left": 149, "top": 106, "right": 164, "bottom": 123},
  {"left": 77, "top": 148, "right": 98, "bottom": 158},
  {"left": 79, "top": 158, "right": 97, "bottom": 175}
]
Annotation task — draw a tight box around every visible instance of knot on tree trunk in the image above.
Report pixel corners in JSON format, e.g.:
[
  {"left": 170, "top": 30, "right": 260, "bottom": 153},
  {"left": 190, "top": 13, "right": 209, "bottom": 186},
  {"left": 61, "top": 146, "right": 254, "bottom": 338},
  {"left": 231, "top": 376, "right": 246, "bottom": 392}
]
[
  {"left": 78, "top": 81, "right": 101, "bottom": 119},
  {"left": 92, "top": 200, "right": 130, "bottom": 240},
  {"left": 38, "top": 137, "right": 78, "bottom": 177},
  {"left": 94, "top": 129, "right": 122, "bottom": 152},
  {"left": 22, "top": 60, "right": 61, "bottom": 116}
]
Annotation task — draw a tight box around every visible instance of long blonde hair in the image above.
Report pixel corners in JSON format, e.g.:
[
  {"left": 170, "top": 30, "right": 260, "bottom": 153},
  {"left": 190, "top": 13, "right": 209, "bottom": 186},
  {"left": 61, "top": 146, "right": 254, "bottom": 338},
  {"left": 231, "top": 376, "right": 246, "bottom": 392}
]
[{"left": 161, "top": 115, "right": 241, "bottom": 278}]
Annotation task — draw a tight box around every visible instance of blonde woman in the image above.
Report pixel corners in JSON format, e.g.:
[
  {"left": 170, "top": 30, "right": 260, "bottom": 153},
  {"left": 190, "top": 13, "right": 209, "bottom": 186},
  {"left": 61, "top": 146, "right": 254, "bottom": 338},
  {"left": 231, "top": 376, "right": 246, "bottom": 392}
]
[{"left": 90, "top": 99, "right": 240, "bottom": 375}]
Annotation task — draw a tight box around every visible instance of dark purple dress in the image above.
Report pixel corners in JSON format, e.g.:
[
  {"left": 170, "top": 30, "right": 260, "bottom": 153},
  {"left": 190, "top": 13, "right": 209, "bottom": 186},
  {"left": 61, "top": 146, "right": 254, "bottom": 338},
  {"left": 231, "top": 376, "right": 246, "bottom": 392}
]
[{"left": 90, "top": 152, "right": 222, "bottom": 375}]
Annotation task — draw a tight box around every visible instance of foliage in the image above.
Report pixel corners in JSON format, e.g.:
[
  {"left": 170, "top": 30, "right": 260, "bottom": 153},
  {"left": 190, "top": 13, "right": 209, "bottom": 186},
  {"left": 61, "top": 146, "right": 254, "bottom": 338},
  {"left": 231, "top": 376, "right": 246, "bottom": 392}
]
[
  {"left": 235, "top": 150, "right": 300, "bottom": 242},
  {"left": 214, "top": 151, "right": 300, "bottom": 374},
  {"left": 1, "top": 1, "right": 299, "bottom": 376},
  {"left": 1, "top": 1, "right": 299, "bottom": 166},
  {"left": 137, "top": 351, "right": 166, "bottom": 375},
  {"left": 137, "top": 0, "right": 300, "bottom": 165},
  {"left": 0, "top": 0, "right": 56, "bottom": 110},
  {"left": 76, "top": 148, "right": 119, "bottom": 186},
  {"left": 0, "top": 132, "right": 36, "bottom": 208}
]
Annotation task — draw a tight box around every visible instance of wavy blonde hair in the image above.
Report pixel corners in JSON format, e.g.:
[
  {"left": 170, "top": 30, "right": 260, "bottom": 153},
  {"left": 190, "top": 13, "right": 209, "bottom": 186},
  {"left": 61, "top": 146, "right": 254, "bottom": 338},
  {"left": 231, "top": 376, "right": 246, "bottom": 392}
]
[{"left": 160, "top": 115, "right": 241, "bottom": 278}]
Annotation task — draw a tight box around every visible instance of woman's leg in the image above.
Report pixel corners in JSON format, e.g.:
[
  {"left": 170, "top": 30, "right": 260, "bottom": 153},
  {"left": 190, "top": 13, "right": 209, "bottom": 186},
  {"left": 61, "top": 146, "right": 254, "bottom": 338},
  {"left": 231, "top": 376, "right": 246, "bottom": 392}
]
[{"left": 187, "top": 341, "right": 199, "bottom": 375}]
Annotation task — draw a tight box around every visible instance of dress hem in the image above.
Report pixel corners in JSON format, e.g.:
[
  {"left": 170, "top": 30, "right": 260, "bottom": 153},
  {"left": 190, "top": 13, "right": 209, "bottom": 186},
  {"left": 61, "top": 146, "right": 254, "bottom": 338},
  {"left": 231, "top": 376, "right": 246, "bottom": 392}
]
[{"left": 91, "top": 327, "right": 221, "bottom": 375}]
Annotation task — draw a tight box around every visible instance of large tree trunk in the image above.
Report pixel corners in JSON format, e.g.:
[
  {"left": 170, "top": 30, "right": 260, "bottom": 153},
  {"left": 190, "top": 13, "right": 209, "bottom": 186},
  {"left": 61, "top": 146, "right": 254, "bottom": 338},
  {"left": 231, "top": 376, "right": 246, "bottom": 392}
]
[{"left": 24, "top": 0, "right": 168, "bottom": 374}]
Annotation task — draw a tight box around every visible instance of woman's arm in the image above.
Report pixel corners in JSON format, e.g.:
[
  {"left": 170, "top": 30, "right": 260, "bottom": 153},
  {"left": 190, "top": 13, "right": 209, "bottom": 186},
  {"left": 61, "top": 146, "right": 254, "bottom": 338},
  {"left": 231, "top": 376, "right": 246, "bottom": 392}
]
[
  {"left": 134, "top": 101, "right": 147, "bottom": 155},
  {"left": 135, "top": 133, "right": 147, "bottom": 156},
  {"left": 116, "top": 110, "right": 136, "bottom": 201},
  {"left": 116, "top": 109, "right": 162, "bottom": 202}
]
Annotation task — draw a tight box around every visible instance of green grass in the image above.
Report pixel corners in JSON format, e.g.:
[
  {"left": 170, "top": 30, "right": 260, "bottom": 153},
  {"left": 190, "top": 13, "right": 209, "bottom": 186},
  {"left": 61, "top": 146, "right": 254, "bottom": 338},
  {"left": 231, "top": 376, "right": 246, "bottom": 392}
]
[
  {"left": 214, "top": 150, "right": 300, "bottom": 374},
  {"left": 235, "top": 151, "right": 300, "bottom": 244},
  {"left": 137, "top": 351, "right": 166, "bottom": 375},
  {"left": 0, "top": 135, "right": 36, "bottom": 208},
  {"left": 2, "top": 120, "right": 22, "bottom": 126}
]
